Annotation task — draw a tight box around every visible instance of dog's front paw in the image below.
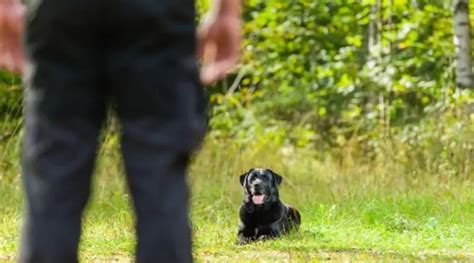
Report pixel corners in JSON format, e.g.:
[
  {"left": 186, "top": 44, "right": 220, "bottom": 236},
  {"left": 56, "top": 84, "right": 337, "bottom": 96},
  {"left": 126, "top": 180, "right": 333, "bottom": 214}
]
[{"left": 236, "top": 237, "right": 252, "bottom": 245}]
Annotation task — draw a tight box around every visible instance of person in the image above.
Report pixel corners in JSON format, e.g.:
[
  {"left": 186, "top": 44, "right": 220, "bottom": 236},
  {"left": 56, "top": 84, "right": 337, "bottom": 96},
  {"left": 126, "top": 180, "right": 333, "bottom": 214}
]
[{"left": 0, "top": 0, "right": 241, "bottom": 262}]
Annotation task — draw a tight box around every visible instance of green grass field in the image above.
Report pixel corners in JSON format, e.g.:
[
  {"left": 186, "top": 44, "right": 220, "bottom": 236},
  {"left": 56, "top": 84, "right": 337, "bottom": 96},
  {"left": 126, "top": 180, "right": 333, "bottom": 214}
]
[{"left": 1, "top": 131, "right": 474, "bottom": 262}]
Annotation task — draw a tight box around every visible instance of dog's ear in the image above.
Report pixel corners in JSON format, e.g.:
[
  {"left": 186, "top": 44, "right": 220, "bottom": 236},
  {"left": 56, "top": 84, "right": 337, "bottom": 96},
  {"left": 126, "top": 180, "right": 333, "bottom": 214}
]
[
  {"left": 240, "top": 168, "right": 253, "bottom": 186},
  {"left": 270, "top": 170, "right": 283, "bottom": 186},
  {"left": 239, "top": 173, "right": 247, "bottom": 186}
]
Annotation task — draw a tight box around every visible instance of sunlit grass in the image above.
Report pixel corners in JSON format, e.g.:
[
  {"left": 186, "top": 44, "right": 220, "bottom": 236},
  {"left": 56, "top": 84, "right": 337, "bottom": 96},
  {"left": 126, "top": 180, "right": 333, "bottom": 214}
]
[{"left": 1, "top": 132, "right": 474, "bottom": 261}]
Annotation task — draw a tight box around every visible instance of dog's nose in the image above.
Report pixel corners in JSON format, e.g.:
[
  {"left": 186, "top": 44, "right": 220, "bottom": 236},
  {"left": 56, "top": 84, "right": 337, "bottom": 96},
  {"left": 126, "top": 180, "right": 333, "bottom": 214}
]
[{"left": 254, "top": 182, "right": 262, "bottom": 188}]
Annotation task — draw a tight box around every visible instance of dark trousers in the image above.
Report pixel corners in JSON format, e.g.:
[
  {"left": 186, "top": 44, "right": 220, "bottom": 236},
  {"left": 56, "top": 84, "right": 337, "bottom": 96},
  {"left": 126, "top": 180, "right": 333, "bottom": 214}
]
[{"left": 19, "top": 0, "right": 206, "bottom": 262}]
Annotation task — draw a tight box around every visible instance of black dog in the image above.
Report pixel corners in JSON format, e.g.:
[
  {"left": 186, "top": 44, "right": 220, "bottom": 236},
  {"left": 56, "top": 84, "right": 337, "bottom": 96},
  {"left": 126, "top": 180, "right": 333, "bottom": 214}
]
[{"left": 237, "top": 168, "right": 301, "bottom": 244}]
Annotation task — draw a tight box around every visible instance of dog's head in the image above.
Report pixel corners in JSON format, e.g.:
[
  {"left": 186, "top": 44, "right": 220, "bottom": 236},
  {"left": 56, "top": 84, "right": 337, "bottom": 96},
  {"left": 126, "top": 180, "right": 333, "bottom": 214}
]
[{"left": 239, "top": 168, "right": 283, "bottom": 205}]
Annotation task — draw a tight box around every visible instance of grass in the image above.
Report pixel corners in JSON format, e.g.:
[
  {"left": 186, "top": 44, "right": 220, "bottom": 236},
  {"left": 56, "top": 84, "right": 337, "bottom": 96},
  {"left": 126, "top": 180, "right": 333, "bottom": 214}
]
[{"left": 1, "top": 129, "right": 474, "bottom": 262}]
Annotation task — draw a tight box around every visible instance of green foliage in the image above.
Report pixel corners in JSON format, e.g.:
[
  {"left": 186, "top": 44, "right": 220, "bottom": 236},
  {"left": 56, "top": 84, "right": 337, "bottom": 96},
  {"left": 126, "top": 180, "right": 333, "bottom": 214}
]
[
  {"left": 1, "top": 1, "right": 473, "bottom": 165},
  {"left": 207, "top": 1, "right": 474, "bottom": 169},
  {"left": 0, "top": 71, "right": 22, "bottom": 120}
]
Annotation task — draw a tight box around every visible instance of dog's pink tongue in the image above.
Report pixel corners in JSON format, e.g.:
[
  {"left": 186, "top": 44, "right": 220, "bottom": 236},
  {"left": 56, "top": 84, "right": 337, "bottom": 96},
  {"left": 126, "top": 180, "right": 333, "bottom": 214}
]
[{"left": 252, "top": 194, "right": 265, "bottom": 204}]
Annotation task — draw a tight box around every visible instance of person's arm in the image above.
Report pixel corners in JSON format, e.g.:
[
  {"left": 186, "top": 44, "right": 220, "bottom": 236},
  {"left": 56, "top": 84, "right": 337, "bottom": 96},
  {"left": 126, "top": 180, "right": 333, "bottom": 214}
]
[
  {"left": 0, "top": 0, "right": 24, "bottom": 73},
  {"left": 198, "top": 0, "right": 242, "bottom": 85},
  {"left": 211, "top": 0, "right": 241, "bottom": 17}
]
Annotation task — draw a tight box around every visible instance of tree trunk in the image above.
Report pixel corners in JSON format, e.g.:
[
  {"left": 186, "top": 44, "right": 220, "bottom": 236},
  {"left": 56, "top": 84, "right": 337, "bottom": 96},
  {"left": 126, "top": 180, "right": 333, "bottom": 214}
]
[
  {"left": 368, "top": 0, "right": 382, "bottom": 59},
  {"left": 453, "top": 0, "right": 473, "bottom": 88}
]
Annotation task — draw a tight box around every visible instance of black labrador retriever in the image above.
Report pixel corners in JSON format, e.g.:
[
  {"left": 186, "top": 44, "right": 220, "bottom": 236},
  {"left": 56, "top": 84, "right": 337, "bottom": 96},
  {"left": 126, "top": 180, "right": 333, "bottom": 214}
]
[{"left": 237, "top": 168, "right": 301, "bottom": 244}]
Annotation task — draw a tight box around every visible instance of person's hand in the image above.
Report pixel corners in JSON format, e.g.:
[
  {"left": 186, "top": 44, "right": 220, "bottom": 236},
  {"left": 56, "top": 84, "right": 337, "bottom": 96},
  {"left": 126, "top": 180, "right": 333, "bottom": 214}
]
[
  {"left": 197, "top": 0, "right": 241, "bottom": 85},
  {"left": 0, "top": 0, "right": 25, "bottom": 73}
]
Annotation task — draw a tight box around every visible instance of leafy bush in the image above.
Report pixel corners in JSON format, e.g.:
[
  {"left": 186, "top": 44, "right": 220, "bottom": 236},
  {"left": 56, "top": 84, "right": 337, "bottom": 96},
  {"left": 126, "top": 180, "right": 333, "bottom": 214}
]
[
  {"left": 1, "top": 1, "right": 473, "bottom": 177},
  {"left": 206, "top": 0, "right": 474, "bottom": 173}
]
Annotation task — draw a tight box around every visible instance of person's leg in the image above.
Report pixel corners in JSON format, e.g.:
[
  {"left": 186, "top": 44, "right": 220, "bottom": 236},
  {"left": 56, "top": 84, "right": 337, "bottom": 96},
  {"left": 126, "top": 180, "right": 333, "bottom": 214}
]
[
  {"left": 19, "top": 1, "right": 104, "bottom": 262},
  {"left": 120, "top": 136, "right": 195, "bottom": 263},
  {"left": 105, "top": 1, "right": 206, "bottom": 262}
]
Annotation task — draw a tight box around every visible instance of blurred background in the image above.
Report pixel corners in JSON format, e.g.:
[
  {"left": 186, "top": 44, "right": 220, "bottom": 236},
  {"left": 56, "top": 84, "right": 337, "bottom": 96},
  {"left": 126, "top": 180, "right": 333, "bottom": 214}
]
[{"left": 198, "top": 0, "right": 474, "bottom": 175}]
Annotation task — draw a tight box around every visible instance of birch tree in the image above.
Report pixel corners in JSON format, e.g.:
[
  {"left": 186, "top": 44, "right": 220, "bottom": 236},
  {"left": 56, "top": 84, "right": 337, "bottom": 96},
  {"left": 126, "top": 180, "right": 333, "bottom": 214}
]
[{"left": 453, "top": 0, "right": 473, "bottom": 88}]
